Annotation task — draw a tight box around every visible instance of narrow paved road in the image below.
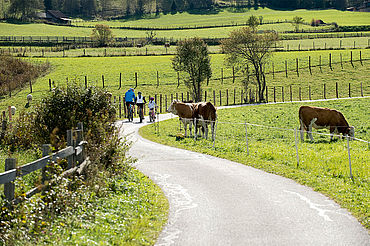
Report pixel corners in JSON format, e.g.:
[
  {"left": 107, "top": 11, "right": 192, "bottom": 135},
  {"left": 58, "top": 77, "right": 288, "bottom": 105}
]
[{"left": 118, "top": 113, "right": 369, "bottom": 246}]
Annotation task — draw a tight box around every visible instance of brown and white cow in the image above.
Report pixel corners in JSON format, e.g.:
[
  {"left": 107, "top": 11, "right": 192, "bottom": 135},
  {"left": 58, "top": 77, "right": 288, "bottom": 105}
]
[
  {"left": 299, "top": 106, "right": 354, "bottom": 141},
  {"left": 167, "top": 100, "right": 196, "bottom": 137},
  {"left": 193, "top": 102, "right": 217, "bottom": 140}
]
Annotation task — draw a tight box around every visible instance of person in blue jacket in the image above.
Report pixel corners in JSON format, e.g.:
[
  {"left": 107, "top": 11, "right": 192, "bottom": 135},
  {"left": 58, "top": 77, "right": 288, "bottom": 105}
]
[{"left": 125, "top": 88, "right": 135, "bottom": 119}]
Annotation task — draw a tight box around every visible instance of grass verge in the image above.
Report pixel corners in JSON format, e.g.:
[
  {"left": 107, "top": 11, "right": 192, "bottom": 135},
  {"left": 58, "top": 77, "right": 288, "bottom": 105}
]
[{"left": 139, "top": 98, "right": 369, "bottom": 229}]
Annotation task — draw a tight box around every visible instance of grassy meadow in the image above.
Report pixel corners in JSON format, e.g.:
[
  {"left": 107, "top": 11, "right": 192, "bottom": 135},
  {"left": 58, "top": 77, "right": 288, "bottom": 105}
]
[
  {"left": 1, "top": 49, "right": 368, "bottom": 114},
  {"left": 140, "top": 98, "right": 370, "bottom": 228},
  {"left": 74, "top": 8, "right": 370, "bottom": 27}
]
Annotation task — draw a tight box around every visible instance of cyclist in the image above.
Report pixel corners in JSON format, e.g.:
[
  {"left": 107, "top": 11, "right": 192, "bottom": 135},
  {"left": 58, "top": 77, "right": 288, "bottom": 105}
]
[
  {"left": 148, "top": 97, "right": 157, "bottom": 122},
  {"left": 125, "top": 88, "right": 135, "bottom": 121},
  {"left": 135, "top": 91, "right": 146, "bottom": 123}
]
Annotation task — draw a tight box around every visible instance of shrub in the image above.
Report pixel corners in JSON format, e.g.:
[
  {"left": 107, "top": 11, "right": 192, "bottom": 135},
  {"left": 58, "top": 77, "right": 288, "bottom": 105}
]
[{"left": 0, "top": 55, "right": 49, "bottom": 96}]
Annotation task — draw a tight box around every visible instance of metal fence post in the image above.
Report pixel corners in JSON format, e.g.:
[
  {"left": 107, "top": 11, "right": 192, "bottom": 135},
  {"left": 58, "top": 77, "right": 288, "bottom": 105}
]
[
  {"left": 244, "top": 122, "right": 249, "bottom": 155},
  {"left": 294, "top": 128, "right": 300, "bottom": 168},
  {"left": 213, "top": 120, "right": 218, "bottom": 148},
  {"left": 67, "top": 129, "right": 74, "bottom": 169},
  {"left": 346, "top": 136, "right": 353, "bottom": 181}
]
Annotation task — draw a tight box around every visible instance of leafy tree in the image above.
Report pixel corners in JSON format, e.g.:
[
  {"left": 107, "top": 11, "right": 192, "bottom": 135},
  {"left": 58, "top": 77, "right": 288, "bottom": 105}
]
[
  {"left": 172, "top": 37, "right": 212, "bottom": 102},
  {"left": 8, "top": 0, "right": 44, "bottom": 21},
  {"left": 247, "top": 15, "right": 259, "bottom": 30},
  {"left": 221, "top": 27, "right": 279, "bottom": 102},
  {"left": 292, "top": 16, "right": 304, "bottom": 32},
  {"left": 91, "top": 24, "right": 114, "bottom": 47}
]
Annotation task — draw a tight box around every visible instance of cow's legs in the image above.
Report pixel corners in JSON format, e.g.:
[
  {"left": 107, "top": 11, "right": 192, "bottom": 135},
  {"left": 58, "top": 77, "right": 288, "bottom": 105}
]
[
  {"left": 194, "top": 118, "right": 198, "bottom": 139},
  {"left": 189, "top": 120, "right": 193, "bottom": 137},
  {"left": 210, "top": 121, "right": 215, "bottom": 141},
  {"left": 308, "top": 118, "right": 317, "bottom": 141},
  {"left": 200, "top": 116, "right": 208, "bottom": 139}
]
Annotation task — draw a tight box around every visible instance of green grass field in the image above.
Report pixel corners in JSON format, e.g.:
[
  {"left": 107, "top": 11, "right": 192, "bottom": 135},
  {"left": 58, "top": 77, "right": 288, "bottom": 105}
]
[
  {"left": 74, "top": 8, "right": 370, "bottom": 27},
  {"left": 1, "top": 50, "right": 368, "bottom": 115},
  {"left": 140, "top": 98, "right": 370, "bottom": 229}
]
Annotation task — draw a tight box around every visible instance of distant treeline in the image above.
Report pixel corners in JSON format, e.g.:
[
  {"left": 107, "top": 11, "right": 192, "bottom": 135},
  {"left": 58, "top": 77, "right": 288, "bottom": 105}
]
[{"left": 1, "top": 0, "right": 366, "bottom": 21}]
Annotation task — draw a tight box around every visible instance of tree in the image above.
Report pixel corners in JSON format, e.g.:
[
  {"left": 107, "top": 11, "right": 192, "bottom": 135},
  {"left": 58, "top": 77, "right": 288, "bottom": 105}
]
[
  {"left": 221, "top": 27, "right": 279, "bottom": 102},
  {"left": 247, "top": 15, "right": 259, "bottom": 30},
  {"left": 8, "top": 0, "right": 44, "bottom": 21},
  {"left": 292, "top": 16, "right": 304, "bottom": 32},
  {"left": 91, "top": 24, "right": 114, "bottom": 47},
  {"left": 172, "top": 38, "right": 212, "bottom": 102}
]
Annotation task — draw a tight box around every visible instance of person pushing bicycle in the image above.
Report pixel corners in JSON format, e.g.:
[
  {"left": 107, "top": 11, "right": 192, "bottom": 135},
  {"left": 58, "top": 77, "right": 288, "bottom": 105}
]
[
  {"left": 135, "top": 91, "right": 146, "bottom": 123},
  {"left": 148, "top": 97, "right": 157, "bottom": 122}
]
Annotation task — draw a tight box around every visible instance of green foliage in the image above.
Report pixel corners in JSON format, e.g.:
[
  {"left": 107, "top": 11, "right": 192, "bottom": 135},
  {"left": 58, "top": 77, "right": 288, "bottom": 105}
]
[
  {"left": 292, "top": 16, "right": 304, "bottom": 32},
  {"left": 172, "top": 37, "right": 212, "bottom": 102},
  {"left": 221, "top": 27, "right": 279, "bottom": 101},
  {"left": 91, "top": 24, "right": 114, "bottom": 47},
  {"left": 246, "top": 15, "right": 259, "bottom": 29},
  {"left": 32, "top": 84, "right": 116, "bottom": 147},
  {"left": 140, "top": 98, "right": 370, "bottom": 229},
  {"left": 7, "top": 0, "right": 44, "bottom": 21},
  {"left": 0, "top": 55, "right": 50, "bottom": 96}
]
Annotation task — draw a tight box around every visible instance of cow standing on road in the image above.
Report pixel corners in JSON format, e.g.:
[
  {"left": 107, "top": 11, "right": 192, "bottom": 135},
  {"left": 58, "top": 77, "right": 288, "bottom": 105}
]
[{"left": 299, "top": 106, "right": 355, "bottom": 141}]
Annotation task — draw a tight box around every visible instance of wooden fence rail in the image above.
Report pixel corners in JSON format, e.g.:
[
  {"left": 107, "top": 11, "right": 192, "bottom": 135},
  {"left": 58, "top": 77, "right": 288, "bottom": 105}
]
[{"left": 0, "top": 123, "right": 87, "bottom": 205}]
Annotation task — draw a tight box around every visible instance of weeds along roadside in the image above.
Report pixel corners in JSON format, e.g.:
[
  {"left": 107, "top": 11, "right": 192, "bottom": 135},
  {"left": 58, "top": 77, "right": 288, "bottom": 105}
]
[{"left": 0, "top": 84, "right": 167, "bottom": 244}]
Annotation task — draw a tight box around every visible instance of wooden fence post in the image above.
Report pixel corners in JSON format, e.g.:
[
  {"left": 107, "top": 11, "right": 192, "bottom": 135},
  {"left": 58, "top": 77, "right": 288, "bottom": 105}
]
[
  {"left": 204, "top": 91, "right": 207, "bottom": 102},
  {"left": 319, "top": 56, "right": 322, "bottom": 72},
  {"left": 336, "top": 82, "right": 339, "bottom": 98},
  {"left": 165, "top": 95, "right": 167, "bottom": 111},
  {"left": 102, "top": 75, "right": 105, "bottom": 88},
  {"left": 350, "top": 51, "right": 354, "bottom": 67},
  {"left": 77, "top": 122, "right": 84, "bottom": 163},
  {"left": 296, "top": 58, "right": 299, "bottom": 77},
  {"left": 221, "top": 68, "right": 224, "bottom": 84},
  {"left": 340, "top": 53, "right": 343, "bottom": 69},
  {"left": 85, "top": 76, "right": 87, "bottom": 89},
  {"left": 119, "top": 73, "right": 122, "bottom": 89},
  {"left": 234, "top": 88, "right": 236, "bottom": 104},
  {"left": 42, "top": 144, "right": 51, "bottom": 182},
  {"left": 290, "top": 85, "right": 293, "bottom": 101},
  {"left": 219, "top": 90, "right": 222, "bottom": 106},
  {"left": 360, "top": 50, "right": 363, "bottom": 65},
  {"left": 361, "top": 82, "right": 363, "bottom": 97},
  {"left": 135, "top": 72, "right": 138, "bottom": 88},
  {"left": 119, "top": 96, "right": 122, "bottom": 118},
  {"left": 213, "top": 90, "right": 216, "bottom": 106},
  {"left": 329, "top": 53, "right": 332, "bottom": 70},
  {"left": 49, "top": 78, "right": 52, "bottom": 91},
  {"left": 4, "top": 158, "right": 16, "bottom": 202},
  {"left": 309, "top": 56, "right": 312, "bottom": 75},
  {"left": 265, "top": 87, "right": 268, "bottom": 103},
  {"left": 160, "top": 94, "right": 162, "bottom": 113},
  {"left": 232, "top": 67, "right": 235, "bottom": 83},
  {"left": 157, "top": 71, "right": 159, "bottom": 87},
  {"left": 67, "top": 130, "right": 74, "bottom": 169},
  {"left": 349, "top": 83, "right": 351, "bottom": 97},
  {"left": 187, "top": 92, "right": 189, "bottom": 101},
  {"left": 299, "top": 87, "right": 302, "bottom": 101},
  {"left": 226, "top": 89, "right": 229, "bottom": 105},
  {"left": 272, "top": 62, "right": 275, "bottom": 79},
  {"left": 285, "top": 60, "right": 288, "bottom": 78},
  {"left": 282, "top": 86, "right": 284, "bottom": 102},
  {"left": 273, "top": 86, "right": 276, "bottom": 102},
  {"left": 323, "top": 84, "right": 326, "bottom": 99},
  {"left": 308, "top": 86, "right": 311, "bottom": 100}
]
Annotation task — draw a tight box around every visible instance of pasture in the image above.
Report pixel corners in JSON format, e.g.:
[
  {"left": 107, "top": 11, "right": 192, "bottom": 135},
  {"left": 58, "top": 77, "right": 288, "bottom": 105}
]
[
  {"left": 140, "top": 98, "right": 370, "bottom": 229},
  {"left": 74, "top": 8, "right": 370, "bottom": 27},
  {"left": 1, "top": 50, "right": 368, "bottom": 113}
]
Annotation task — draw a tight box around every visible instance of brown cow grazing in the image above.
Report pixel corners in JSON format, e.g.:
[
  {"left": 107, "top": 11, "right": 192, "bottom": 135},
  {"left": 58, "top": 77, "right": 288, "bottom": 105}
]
[
  {"left": 167, "top": 100, "right": 195, "bottom": 137},
  {"left": 299, "top": 106, "right": 354, "bottom": 142},
  {"left": 194, "top": 102, "right": 217, "bottom": 140}
]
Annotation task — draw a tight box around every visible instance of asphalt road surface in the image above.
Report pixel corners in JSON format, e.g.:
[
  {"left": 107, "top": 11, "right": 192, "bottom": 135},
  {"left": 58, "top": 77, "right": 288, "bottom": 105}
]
[{"left": 118, "top": 113, "right": 369, "bottom": 246}]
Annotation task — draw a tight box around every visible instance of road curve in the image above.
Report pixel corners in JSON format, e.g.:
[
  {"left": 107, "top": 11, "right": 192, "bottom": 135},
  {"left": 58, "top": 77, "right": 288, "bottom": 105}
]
[{"left": 118, "top": 113, "right": 369, "bottom": 246}]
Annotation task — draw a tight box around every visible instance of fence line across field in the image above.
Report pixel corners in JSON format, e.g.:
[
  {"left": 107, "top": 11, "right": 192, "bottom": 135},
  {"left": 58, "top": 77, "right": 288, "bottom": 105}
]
[{"left": 174, "top": 116, "right": 368, "bottom": 181}]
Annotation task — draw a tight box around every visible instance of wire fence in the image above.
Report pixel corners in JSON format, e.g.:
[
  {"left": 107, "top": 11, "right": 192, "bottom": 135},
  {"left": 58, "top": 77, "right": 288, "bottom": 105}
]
[{"left": 159, "top": 116, "right": 369, "bottom": 182}]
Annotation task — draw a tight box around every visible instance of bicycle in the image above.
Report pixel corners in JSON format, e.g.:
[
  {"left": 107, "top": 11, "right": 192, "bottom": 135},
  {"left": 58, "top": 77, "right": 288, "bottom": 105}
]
[
  {"left": 138, "top": 105, "right": 144, "bottom": 123},
  {"left": 149, "top": 106, "right": 157, "bottom": 122},
  {"left": 128, "top": 104, "right": 134, "bottom": 122}
]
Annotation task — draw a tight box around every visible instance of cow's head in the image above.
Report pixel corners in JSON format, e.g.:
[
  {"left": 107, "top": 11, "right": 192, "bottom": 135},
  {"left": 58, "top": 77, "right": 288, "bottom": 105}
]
[
  {"left": 348, "top": 126, "right": 355, "bottom": 139},
  {"left": 167, "top": 100, "right": 179, "bottom": 114}
]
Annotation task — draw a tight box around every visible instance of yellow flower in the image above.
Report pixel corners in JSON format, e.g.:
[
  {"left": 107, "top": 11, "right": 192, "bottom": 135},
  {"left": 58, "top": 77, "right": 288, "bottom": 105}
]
[
  {"left": 41, "top": 221, "right": 47, "bottom": 225},
  {"left": 60, "top": 222, "right": 65, "bottom": 226},
  {"left": 22, "top": 220, "right": 26, "bottom": 223}
]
